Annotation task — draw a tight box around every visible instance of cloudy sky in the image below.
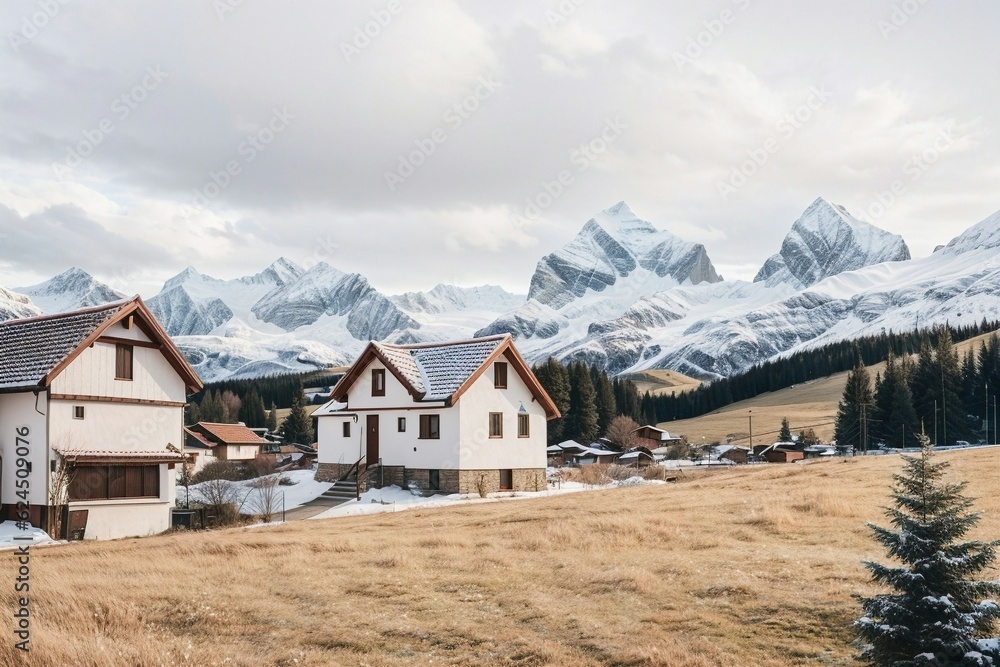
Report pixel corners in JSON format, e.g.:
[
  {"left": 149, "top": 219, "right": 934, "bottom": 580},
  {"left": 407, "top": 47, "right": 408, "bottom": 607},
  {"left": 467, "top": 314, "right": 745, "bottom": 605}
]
[{"left": 0, "top": 0, "right": 996, "bottom": 297}]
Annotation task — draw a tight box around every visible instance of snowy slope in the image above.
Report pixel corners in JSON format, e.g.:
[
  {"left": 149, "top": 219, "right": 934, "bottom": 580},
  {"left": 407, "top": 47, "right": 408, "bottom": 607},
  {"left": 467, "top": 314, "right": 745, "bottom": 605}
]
[
  {"left": 755, "top": 198, "right": 911, "bottom": 289},
  {"left": 16, "top": 268, "right": 126, "bottom": 313},
  {"left": 0, "top": 287, "right": 40, "bottom": 321}
]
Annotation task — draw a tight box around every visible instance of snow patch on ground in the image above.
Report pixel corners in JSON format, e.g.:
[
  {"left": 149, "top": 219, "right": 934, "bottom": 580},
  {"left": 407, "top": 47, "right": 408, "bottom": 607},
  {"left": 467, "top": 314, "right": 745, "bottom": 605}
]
[
  {"left": 177, "top": 469, "right": 332, "bottom": 511},
  {"left": 0, "top": 521, "right": 51, "bottom": 549}
]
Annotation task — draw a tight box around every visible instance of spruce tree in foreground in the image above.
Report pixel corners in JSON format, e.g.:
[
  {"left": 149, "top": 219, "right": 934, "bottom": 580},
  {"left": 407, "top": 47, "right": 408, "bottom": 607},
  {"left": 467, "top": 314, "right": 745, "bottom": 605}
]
[{"left": 857, "top": 436, "right": 1000, "bottom": 665}]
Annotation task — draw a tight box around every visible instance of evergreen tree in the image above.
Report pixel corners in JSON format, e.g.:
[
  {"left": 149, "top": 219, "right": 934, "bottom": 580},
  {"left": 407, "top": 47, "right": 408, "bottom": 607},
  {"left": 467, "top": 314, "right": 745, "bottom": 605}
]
[
  {"left": 265, "top": 404, "right": 279, "bottom": 433},
  {"left": 856, "top": 434, "right": 1000, "bottom": 665},
  {"left": 779, "top": 417, "right": 792, "bottom": 443},
  {"left": 594, "top": 370, "right": 617, "bottom": 434},
  {"left": 936, "top": 329, "right": 967, "bottom": 444},
  {"left": 281, "top": 390, "right": 314, "bottom": 444},
  {"left": 909, "top": 339, "right": 938, "bottom": 438},
  {"left": 567, "top": 362, "right": 599, "bottom": 444},
  {"left": 835, "top": 362, "right": 874, "bottom": 451},
  {"left": 534, "top": 358, "right": 571, "bottom": 445},
  {"left": 874, "top": 353, "right": 920, "bottom": 448},
  {"left": 240, "top": 387, "right": 267, "bottom": 428}
]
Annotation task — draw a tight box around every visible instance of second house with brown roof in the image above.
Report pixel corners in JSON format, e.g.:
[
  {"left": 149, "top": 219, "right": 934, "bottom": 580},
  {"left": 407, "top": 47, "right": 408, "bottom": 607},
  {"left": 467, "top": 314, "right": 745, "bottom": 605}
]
[
  {"left": 314, "top": 334, "right": 559, "bottom": 495},
  {"left": 184, "top": 422, "right": 267, "bottom": 472}
]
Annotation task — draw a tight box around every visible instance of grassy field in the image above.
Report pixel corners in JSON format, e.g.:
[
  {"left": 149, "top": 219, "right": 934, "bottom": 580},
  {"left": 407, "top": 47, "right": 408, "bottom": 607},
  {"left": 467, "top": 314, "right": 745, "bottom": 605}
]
[
  {"left": 6, "top": 448, "right": 1000, "bottom": 666},
  {"left": 660, "top": 329, "right": 1000, "bottom": 445},
  {"left": 622, "top": 369, "right": 704, "bottom": 397}
]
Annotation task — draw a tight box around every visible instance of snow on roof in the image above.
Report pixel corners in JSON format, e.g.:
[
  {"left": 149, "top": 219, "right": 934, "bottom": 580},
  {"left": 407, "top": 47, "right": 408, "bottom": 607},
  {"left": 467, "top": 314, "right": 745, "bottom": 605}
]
[
  {"left": 374, "top": 335, "right": 508, "bottom": 402},
  {"left": 0, "top": 300, "right": 130, "bottom": 391},
  {"left": 312, "top": 400, "right": 348, "bottom": 416},
  {"left": 57, "top": 449, "right": 186, "bottom": 463}
]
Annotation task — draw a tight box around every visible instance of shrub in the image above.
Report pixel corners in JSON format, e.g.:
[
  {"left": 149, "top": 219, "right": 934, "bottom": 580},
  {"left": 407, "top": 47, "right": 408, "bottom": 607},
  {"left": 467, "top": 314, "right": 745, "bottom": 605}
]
[
  {"left": 193, "top": 460, "right": 242, "bottom": 485},
  {"left": 248, "top": 477, "right": 281, "bottom": 523},
  {"left": 244, "top": 455, "right": 277, "bottom": 479},
  {"left": 277, "top": 475, "right": 296, "bottom": 486},
  {"left": 578, "top": 464, "right": 612, "bottom": 487},
  {"left": 605, "top": 465, "right": 636, "bottom": 481},
  {"left": 475, "top": 474, "right": 490, "bottom": 498},
  {"left": 198, "top": 478, "right": 240, "bottom": 526}
]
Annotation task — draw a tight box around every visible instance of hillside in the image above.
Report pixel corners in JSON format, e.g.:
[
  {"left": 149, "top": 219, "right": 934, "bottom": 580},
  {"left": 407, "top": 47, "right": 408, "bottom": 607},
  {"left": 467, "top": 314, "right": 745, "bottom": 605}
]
[
  {"left": 663, "top": 329, "right": 1000, "bottom": 444},
  {"left": 11, "top": 449, "right": 1000, "bottom": 666}
]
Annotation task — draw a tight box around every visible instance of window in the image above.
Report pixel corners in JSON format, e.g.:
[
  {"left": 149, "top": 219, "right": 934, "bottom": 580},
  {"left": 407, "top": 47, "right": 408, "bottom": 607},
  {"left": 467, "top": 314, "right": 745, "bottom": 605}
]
[
  {"left": 372, "top": 369, "right": 386, "bottom": 397},
  {"left": 419, "top": 415, "right": 440, "bottom": 440},
  {"left": 518, "top": 414, "right": 530, "bottom": 438},
  {"left": 489, "top": 412, "right": 503, "bottom": 438},
  {"left": 73, "top": 406, "right": 86, "bottom": 420},
  {"left": 115, "top": 344, "right": 134, "bottom": 380},
  {"left": 68, "top": 464, "right": 160, "bottom": 501},
  {"left": 494, "top": 362, "right": 508, "bottom": 389},
  {"left": 342, "top": 422, "right": 351, "bottom": 438},
  {"left": 428, "top": 469, "right": 440, "bottom": 491},
  {"left": 398, "top": 417, "right": 406, "bottom": 432},
  {"left": 499, "top": 469, "right": 513, "bottom": 491}
]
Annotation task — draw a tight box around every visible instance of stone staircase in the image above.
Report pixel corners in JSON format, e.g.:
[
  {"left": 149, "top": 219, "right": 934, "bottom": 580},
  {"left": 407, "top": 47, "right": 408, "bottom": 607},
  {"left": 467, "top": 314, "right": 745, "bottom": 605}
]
[{"left": 318, "top": 474, "right": 359, "bottom": 505}]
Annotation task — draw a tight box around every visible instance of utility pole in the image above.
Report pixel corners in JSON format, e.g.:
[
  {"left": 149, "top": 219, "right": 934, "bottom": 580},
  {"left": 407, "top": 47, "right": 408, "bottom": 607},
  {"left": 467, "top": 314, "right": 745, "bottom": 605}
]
[
  {"left": 860, "top": 404, "right": 868, "bottom": 455},
  {"left": 994, "top": 397, "right": 997, "bottom": 446},
  {"left": 934, "top": 400, "right": 938, "bottom": 447},
  {"left": 748, "top": 410, "right": 753, "bottom": 460},
  {"left": 941, "top": 365, "right": 948, "bottom": 447},
  {"left": 986, "top": 383, "right": 990, "bottom": 445}
]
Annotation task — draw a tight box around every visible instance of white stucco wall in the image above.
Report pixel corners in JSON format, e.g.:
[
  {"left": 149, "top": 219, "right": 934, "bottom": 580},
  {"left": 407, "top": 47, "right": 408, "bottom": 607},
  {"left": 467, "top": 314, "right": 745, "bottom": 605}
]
[
  {"left": 0, "top": 392, "right": 49, "bottom": 508},
  {"left": 48, "top": 402, "right": 183, "bottom": 454},
  {"left": 51, "top": 340, "right": 187, "bottom": 403},
  {"left": 457, "top": 359, "right": 547, "bottom": 470}
]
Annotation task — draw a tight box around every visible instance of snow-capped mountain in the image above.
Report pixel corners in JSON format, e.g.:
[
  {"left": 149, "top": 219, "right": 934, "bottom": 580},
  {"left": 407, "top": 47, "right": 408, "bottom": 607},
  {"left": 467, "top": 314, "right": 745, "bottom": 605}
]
[
  {"left": 479, "top": 199, "right": 1000, "bottom": 379},
  {"left": 528, "top": 201, "right": 721, "bottom": 309},
  {"left": 3, "top": 196, "right": 999, "bottom": 386},
  {"left": 0, "top": 287, "right": 40, "bottom": 320},
  {"left": 16, "top": 268, "right": 126, "bottom": 314},
  {"left": 754, "top": 198, "right": 911, "bottom": 289},
  {"left": 478, "top": 202, "right": 724, "bottom": 346},
  {"left": 392, "top": 284, "right": 524, "bottom": 315}
]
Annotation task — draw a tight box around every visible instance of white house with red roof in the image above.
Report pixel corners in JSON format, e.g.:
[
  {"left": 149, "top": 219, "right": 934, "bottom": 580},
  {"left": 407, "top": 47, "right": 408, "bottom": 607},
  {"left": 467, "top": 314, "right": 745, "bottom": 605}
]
[
  {"left": 314, "top": 334, "right": 559, "bottom": 495},
  {"left": 0, "top": 297, "right": 202, "bottom": 540}
]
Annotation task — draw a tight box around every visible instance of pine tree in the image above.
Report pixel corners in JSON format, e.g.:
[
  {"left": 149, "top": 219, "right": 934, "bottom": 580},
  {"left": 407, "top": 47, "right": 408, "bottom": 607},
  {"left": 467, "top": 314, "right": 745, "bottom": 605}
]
[
  {"left": 567, "top": 362, "right": 599, "bottom": 445},
  {"left": 534, "top": 358, "right": 571, "bottom": 445},
  {"left": 856, "top": 434, "right": 1000, "bottom": 665},
  {"left": 240, "top": 388, "right": 267, "bottom": 428},
  {"left": 874, "top": 353, "right": 920, "bottom": 448},
  {"left": 265, "top": 404, "right": 279, "bottom": 433},
  {"left": 281, "top": 390, "right": 314, "bottom": 445},
  {"left": 936, "top": 329, "right": 967, "bottom": 444},
  {"left": 835, "top": 362, "right": 874, "bottom": 451},
  {"left": 779, "top": 417, "right": 792, "bottom": 443},
  {"left": 594, "top": 370, "right": 617, "bottom": 434}
]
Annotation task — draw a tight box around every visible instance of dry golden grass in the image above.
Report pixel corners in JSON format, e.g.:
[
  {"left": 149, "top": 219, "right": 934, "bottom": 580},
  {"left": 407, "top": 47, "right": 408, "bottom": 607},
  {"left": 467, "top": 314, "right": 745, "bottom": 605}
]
[
  {"left": 623, "top": 369, "right": 704, "bottom": 397},
  {"left": 5, "top": 448, "right": 1000, "bottom": 666}
]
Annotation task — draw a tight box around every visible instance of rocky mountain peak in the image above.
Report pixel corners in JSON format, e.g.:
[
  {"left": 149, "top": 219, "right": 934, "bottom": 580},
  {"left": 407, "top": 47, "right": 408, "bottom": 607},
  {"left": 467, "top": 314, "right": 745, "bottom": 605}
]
[{"left": 754, "top": 198, "right": 911, "bottom": 289}]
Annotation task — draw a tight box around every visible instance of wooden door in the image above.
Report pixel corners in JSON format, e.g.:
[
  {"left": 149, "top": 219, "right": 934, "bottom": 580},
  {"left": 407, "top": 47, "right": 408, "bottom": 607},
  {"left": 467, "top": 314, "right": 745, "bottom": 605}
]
[{"left": 366, "top": 415, "right": 380, "bottom": 465}]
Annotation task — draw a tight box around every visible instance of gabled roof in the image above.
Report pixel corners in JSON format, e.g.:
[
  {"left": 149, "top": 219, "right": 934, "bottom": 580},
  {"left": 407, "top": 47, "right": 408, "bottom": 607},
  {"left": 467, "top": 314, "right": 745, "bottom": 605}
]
[
  {"left": 191, "top": 422, "right": 267, "bottom": 446},
  {"left": 331, "top": 334, "right": 560, "bottom": 419},
  {"left": 184, "top": 427, "right": 215, "bottom": 449},
  {"left": 0, "top": 296, "right": 202, "bottom": 394}
]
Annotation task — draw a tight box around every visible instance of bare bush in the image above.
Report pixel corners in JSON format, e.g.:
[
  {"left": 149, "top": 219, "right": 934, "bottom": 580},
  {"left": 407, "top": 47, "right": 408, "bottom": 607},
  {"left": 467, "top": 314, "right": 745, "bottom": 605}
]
[
  {"left": 605, "top": 415, "right": 640, "bottom": 451},
  {"left": 475, "top": 474, "right": 490, "bottom": 498},
  {"left": 193, "top": 460, "right": 242, "bottom": 484},
  {"left": 244, "top": 455, "right": 277, "bottom": 479},
  {"left": 249, "top": 477, "right": 281, "bottom": 523},
  {"left": 199, "top": 478, "right": 240, "bottom": 526},
  {"left": 579, "top": 464, "right": 612, "bottom": 487},
  {"left": 605, "top": 465, "right": 636, "bottom": 481},
  {"left": 641, "top": 466, "right": 675, "bottom": 482}
]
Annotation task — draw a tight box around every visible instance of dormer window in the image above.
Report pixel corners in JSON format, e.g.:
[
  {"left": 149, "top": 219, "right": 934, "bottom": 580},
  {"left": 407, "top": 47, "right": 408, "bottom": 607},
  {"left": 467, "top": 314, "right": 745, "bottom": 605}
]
[
  {"left": 115, "top": 344, "right": 133, "bottom": 381},
  {"left": 494, "top": 362, "right": 508, "bottom": 389},
  {"left": 372, "top": 368, "right": 386, "bottom": 397}
]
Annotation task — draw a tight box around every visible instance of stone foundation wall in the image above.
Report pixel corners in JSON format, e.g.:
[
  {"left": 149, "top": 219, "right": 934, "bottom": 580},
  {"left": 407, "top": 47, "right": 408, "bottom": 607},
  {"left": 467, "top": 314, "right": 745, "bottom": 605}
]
[
  {"left": 457, "top": 469, "right": 546, "bottom": 495},
  {"left": 315, "top": 462, "right": 355, "bottom": 483},
  {"left": 404, "top": 469, "right": 461, "bottom": 494}
]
